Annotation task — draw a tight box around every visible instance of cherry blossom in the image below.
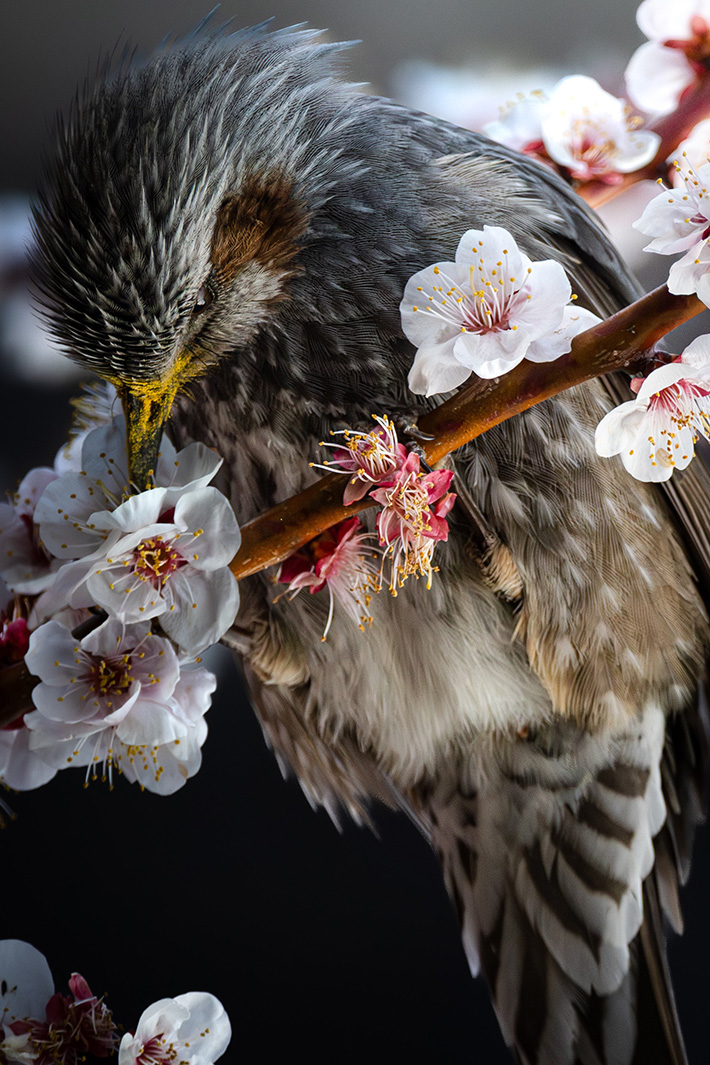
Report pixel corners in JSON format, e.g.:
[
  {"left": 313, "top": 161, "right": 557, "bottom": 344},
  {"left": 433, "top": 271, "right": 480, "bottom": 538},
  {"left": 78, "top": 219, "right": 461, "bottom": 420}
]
[
  {"left": 669, "top": 118, "right": 710, "bottom": 185},
  {"left": 400, "top": 226, "right": 599, "bottom": 393},
  {"left": 633, "top": 160, "right": 710, "bottom": 306},
  {"left": 483, "top": 78, "right": 659, "bottom": 184},
  {"left": 370, "top": 453, "right": 455, "bottom": 591},
  {"left": 36, "top": 485, "right": 240, "bottom": 655},
  {"left": 0, "top": 942, "right": 117, "bottom": 1064},
  {"left": 316, "top": 414, "right": 409, "bottom": 503},
  {"left": 0, "top": 594, "right": 57, "bottom": 791},
  {"left": 540, "top": 76, "right": 659, "bottom": 183},
  {"left": 118, "top": 992, "right": 231, "bottom": 1065},
  {"left": 483, "top": 92, "right": 546, "bottom": 155},
  {"left": 0, "top": 467, "right": 62, "bottom": 595},
  {"left": 24, "top": 619, "right": 216, "bottom": 794},
  {"left": 595, "top": 335, "right": 710, "bottom": 481},
  {"left": 277, "top": 517, "right": 379, "bottom": 638},
  {"left": 34, "top": 417, "right": 223, "bottom": 564},
  {"left": 626, "top": 0, "right": 710, "bottom": 116}
]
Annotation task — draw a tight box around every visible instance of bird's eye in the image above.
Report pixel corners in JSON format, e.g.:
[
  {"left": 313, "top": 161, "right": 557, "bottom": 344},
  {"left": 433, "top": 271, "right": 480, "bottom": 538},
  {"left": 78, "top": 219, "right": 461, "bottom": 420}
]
[{"left": 193, "top": 283, "right": 213, "bottom": 315}]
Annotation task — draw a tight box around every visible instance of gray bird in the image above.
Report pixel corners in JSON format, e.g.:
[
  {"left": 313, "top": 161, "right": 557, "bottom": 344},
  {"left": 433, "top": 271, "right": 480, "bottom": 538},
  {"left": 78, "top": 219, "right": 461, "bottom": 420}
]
[{"left": 29, "top": 21, "right": 710, "bottom": 1065}]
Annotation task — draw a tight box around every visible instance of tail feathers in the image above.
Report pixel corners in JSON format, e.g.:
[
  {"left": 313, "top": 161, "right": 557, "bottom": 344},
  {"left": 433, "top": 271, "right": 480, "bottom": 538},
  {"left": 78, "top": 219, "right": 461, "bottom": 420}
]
[{"left": 419, "top": 705, "right": 700, "bottom": 1065}]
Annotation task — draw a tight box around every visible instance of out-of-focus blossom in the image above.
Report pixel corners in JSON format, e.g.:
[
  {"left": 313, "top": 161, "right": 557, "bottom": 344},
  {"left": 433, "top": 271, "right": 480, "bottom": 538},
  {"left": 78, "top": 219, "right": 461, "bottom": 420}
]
[
  {"left": 483, "top": 92, "right": 546, "bottom": 154},
  {"left": 540, "top": 76, "right": 659, "bottom": 182},
  {"left": 277, "top": 517, "right": 379, "bottom": 638},
  {"left": 633, "top": 160, "right": 710, "bottom": 305},
  {"left": 317, "top": 415, "right": 408, "bottom": 504},
  {"left": 24, "top": 619, "right": 215, "bottom": 794},
  {"left": 401, "top": 225, "right": 599, "bottom": 393},
  {"left": 626, "top": 0, "right": 710, "bottom": 116},
  {"left": 370, "top": 453, "right": 455, "bottom": 591},
  {"left": 595, "top": 335, "right": 710, "bottom": 481},
  {"left": 484, "top": 77, "right": 659, "bottom": 183},
  {"left": 669, "top": 118, "right": 710, "bottom": 185},
  {"left": 0, "top": 468, "right": 62, "bottom": 595},
  {"left": 0, "top": 941, "right": 117, "bottom": 1064},
  {"left": 118, "top": 992, "right": 231, "bottom": 1065}
]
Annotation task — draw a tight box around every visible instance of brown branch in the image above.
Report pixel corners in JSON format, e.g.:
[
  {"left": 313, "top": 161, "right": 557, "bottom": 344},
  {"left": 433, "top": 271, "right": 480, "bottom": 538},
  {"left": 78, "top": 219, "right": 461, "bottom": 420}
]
[
  {"left": 232, "top": 285, "right": 705, "bottom": 580},
  {"left": 579, "top": 72, "right": 710, "bottom": 208},
  {"left": 0, "top": 288, "right": 705, "bottom": 721}
]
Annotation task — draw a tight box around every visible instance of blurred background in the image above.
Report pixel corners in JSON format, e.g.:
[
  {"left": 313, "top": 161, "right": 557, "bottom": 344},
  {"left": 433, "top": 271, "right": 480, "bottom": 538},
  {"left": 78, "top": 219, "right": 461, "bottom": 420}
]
[{"left": 1, "top": 2, "right": 709, "bottom": 1062}]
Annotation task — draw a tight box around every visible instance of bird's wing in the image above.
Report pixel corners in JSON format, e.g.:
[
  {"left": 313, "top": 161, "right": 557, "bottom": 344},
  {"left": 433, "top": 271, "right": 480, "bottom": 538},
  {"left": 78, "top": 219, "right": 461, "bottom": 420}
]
[{"left": 413, "top": 699, "right": 707, "bottom": 1065}]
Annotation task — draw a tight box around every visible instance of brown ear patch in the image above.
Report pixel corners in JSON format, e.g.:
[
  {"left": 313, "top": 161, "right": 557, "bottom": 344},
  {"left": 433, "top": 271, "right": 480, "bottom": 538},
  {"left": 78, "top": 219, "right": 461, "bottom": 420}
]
[{"left": 210, "top": 175, "right": 309, "bottom": 285}]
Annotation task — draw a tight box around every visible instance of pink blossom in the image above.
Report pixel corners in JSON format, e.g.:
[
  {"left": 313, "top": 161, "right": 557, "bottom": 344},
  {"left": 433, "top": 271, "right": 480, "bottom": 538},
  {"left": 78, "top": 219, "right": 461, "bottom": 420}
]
[
  {"left": 370, "top": 453, "right": 455, "bottom": 591},
  {"left": 277, "top": 517, "right": 379, "bottom": 638},
  {"left": 316, "top": 415, "right": 408, "bottom": 504},
  {"left": 626, "top": 1, "right": 710, "bottom": 116}
]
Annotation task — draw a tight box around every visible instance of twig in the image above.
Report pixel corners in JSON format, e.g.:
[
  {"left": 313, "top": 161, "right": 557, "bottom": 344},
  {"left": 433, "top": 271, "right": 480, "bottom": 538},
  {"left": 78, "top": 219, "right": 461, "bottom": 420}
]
[{"left": 231, "top": 285, "right": 705, "bottom": 580}]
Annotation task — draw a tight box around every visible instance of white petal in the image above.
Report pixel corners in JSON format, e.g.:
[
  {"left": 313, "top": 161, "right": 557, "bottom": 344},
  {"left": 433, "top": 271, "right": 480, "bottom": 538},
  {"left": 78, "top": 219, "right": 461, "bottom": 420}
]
[
  {"left": 637, "top": 0, "right": 701, "bottom": 41},
  {"left": 595, "top": 401, "right": 646, "bottom": 457},
  {"left": 678, "top": 332, "right": 710, "bottom": 370},
  {"left": 0, "top": 941, "right": 54, "bottom": 1024},
  {"left": 0, "top": 730, "right": 57, "bottom": 791},
  {"left": 407, "top": 339, "right": 472, "bottom": 396},
  {"left": 668, "top": 240, "right": 710, "bottom": 295},
  {"left": 526, "top": 306, "right": 601, "bottom": 363},
  {"left": 455, "top": 226, "right": 529, "bottom": 279},
  {"left": 635, "top": 362, "right": 690, "bottom": 403},
  {"left": 173, "top": 992, "right": 232, "bottom": 1062},
  {"left": 482, "top": 95, "right": 545, "bottom": 151},
  {"left": 633, "top": 189, "right": 706, "bottom": 255},
  {"left": 400, "top": 263, "right": 464, "bottom": 347},
  {"left": 159, "top": 567, "right": 239, "bottom": 654},
  {"left": 625, "top": 42, "right": 695, "bottom": 116},
  {"left": 453, "top": 327, "right": 530, "bottom": 379},
  {"left": 24, "top": 620, "right": 79, "bottom": 686},
  {"left": 172, "top": 488, "right": 240, "bottom": 570}
]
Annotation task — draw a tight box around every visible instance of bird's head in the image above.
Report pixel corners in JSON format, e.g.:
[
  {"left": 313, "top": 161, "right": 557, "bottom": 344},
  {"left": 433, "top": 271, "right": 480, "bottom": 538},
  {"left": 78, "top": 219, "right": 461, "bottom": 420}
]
[{"left": 31, "top": 23, "right": 381, "bottom": 488}]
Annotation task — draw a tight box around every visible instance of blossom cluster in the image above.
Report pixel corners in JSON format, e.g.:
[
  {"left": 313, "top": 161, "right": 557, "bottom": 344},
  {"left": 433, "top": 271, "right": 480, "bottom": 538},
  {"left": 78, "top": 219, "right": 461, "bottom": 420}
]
[
  {"left": 0, "top": 396, "right": 240, "bottom": 795},
  {"left": 277, "top": 415, "right": 456, "bottom": 633},
  {"left": 0, "top": 939, "right": 231, "bottom": 1065}
]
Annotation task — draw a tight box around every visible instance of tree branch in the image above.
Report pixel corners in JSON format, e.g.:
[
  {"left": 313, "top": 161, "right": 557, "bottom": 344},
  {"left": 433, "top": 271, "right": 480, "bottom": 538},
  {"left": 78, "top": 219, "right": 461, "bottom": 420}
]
[{"left": 232, "top": 285, "right": 705, "bottom": 579}]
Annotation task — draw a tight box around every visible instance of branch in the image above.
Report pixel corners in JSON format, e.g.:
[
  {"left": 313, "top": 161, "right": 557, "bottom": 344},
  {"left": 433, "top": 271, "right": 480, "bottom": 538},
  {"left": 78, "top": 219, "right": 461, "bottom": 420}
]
[
  {"left": 0, "top": 287, "right": 704, "bottom": 724},
  {"left": 232, "top": 285, "right": 705, "bottom": 579},
  {"left": 579, "top": 72, "right": 710, "bottom": 208}
]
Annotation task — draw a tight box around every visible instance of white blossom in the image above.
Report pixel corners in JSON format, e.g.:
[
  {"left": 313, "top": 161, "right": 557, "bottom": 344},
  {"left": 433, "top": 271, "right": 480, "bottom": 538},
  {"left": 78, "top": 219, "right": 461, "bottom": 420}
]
[
  {"left": 540, "top": 76, "right": 659, "bottom": 182},
  {"left": 0, "top": 941, "right": 54, "bottom": 1037},
  {"left": 633, "top": 160, "right": 710, "bottom": 306},
  {"left": 483, "top": 92, "right": 545, "bottom": 152},
  {"left": 0, "top": 468, "right": 62, "bottom": 595},
  {"left": 400, "top": 225, "right": 599, "bottom": 394},
  {"left": 595, "top": 335, "right": 710, "bottom": 481},
  {"left": 24, "top": 619, "right": 216, "bottom": 794},
  {"left": 626, "top": 0, "right": 710, "bottom": 115},
  {"left": 670, "top": 118, "right": 710, "bottom": 185},
  {"left": 118, "top": 992, "right": 231, "bottom": 1065}
]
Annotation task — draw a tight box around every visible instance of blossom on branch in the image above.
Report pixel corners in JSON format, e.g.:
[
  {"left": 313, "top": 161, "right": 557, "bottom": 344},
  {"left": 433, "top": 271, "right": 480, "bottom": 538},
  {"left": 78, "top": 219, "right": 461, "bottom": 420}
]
[
  {"left": 626, "top": 0, "right": 710, "bottom": 116},
  {"left": 24, "top": 619, "right": 215, "bottom": 794},
  {"left": 118, "top": 992, "right": 231, "bottom": 1065},
  {"left": 633, "top": 160, "right": 710, "bottom": 305},
  {"left": 670, "top": 118, "right": 710, "bottom": 184},
  {"left": 484, "top": 77, "right": 659, "bottom": 183},
  {"left": 371, "top": 453, "right": 455, "bottom": 591},
  {"left": 595, "top": 335, "right": 710, "bottom": 481},
  {"left": 316, "top": 415, "right": 408, "bottom": 504},
  {"left": 277, "top": 517, "right": 379, "bottom": 638},
  {"left": 540, "top": 75, "right": 659, "bottom": 182},
  {"left": 400, "top": 226, "right": 599, "bottom": 394}
]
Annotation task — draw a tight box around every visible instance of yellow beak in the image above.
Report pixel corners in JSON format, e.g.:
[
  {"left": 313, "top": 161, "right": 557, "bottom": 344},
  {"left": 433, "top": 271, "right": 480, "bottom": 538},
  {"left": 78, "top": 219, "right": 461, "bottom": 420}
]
[{"left": 120, "top": 381, "right": 179, "bottom": 491}]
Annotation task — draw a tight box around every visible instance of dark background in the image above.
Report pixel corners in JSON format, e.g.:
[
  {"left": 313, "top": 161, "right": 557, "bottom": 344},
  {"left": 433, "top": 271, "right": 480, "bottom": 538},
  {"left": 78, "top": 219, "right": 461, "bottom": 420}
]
[{"left": 1, "top": 3, "right": 709, "bottom": 1063}]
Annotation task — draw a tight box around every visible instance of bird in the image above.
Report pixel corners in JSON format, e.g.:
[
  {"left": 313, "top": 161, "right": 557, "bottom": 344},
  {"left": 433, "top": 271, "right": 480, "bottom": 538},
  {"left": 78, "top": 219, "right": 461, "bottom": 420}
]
[{"left": 28, "top": 19, "right": 710, "bottom": 1065}]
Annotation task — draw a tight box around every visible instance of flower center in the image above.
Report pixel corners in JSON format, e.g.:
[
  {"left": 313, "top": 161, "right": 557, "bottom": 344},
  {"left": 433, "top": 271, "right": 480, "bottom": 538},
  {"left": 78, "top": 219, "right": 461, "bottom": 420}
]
[
  {"left": 135, "top": 1033, "right": 180, "bottom": 1064},
  {"left": 133, "top": 536, "right": 185, "bottom": 587},
  {"left": 380, "top": 474, "right": 432, "bottom": 538},
  {"left": 84, "top": 654, "right": 133, "bottom": 697}
]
